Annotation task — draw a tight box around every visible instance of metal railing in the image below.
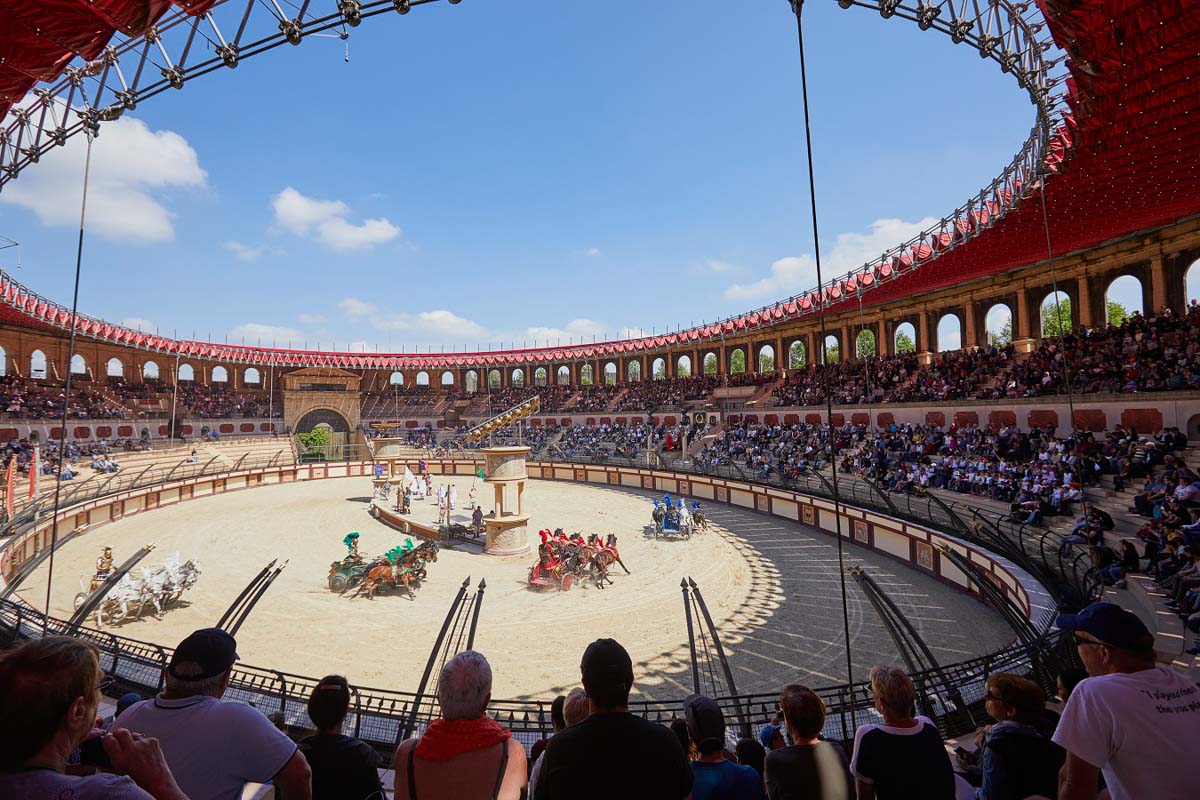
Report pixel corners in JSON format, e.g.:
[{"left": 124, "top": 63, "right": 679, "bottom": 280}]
[{"left": 0, "top": 451, "right": 1091, "bottom": 764}]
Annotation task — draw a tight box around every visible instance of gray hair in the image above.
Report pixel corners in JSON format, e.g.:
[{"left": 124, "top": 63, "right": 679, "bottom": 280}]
[
  {"left": 437, "top": 651, "right": 492, "bottom": 720},
  {"left": 563, "top": 687, "right": 590, "bottom": 727},
  {"left": 164, "top": 662, "right": 227, "bottom": 698}
]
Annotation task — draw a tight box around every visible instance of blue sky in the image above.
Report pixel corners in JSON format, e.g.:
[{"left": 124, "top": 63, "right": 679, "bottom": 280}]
[{"left": 0, "top": 1, "right": 1059, "bottom": 352}]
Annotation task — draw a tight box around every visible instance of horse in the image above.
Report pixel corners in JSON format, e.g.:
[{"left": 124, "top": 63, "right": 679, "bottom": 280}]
[
  {"left": 690, "top": 503, "right": 708, "bottom": 531},
  {"left": 587, "top": 534, "right": 629, "bottom": 588},
  {"left": 355, "top": 551, "right": 420, "bottom": 599}
]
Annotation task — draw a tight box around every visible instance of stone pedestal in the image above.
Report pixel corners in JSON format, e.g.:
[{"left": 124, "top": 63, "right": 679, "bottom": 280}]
[{"left": 480, "top": 446, "right": 531, "bottom": 556}]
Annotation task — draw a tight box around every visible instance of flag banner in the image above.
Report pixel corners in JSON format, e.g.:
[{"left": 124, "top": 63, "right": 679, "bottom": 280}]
[
  {"left": 4, "top": 457, "right": 14, "bottom": 518},
  {"left": 29, "top": 447, "right": 38, "bottom": 500}
]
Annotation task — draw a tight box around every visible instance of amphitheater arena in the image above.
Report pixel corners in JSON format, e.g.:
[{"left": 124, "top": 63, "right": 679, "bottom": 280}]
[{"left": 2, "top": 0, "right": 1200, "bottom": 794}]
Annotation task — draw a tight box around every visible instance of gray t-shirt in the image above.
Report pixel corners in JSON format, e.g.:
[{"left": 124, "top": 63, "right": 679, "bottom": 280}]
[
  {"left": 116, "top": 694, "right": 298, "bottom": 800},
  {"left": 0, "top": 770, "right": 151, "bottom": 799}
]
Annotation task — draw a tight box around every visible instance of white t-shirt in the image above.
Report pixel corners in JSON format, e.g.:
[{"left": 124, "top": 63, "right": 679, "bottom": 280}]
[
  {"left": 1052, "top": 666, "right": 1200, "bottom": 800},
  {"left": 115, "top": 694, "right": 298, "bottom": 800}
]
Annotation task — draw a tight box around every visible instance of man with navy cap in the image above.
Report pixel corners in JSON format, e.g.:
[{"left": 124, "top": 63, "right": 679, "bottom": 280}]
[
  {"left": 1051, "top": 602, "right": 1197, "bottom": 800},
  {"left": 115, "top": 628, "right": 312, "bottom": 800}
]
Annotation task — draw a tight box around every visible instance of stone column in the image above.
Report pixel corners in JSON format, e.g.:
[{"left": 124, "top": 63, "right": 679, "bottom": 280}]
[
  {"left": 841, "top": 325, "right": 853, "bottom": 362},
  {"left": 964, "top": 301, "right": 979, "bottom": 349},
  {"left": 878, "top": 320, "right": 891, "bottom": 357},
  {"left": 1151, "top": 255, "right": 1169, "bottom": 315},
  {"left": 1077, "top": 274, "right": 1094, "bottom": 328}
]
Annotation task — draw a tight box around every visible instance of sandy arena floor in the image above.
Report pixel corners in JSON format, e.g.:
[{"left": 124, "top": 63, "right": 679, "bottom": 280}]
[{"left": 15, "top": 477, "right": 1013, "bottom": 701}]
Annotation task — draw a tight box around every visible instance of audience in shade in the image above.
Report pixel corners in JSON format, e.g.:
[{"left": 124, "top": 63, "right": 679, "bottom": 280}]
[
  {"left": 764, "top": 684, "right": 853, "bottom": 800},
  {"left": 849, "top": 665, "right": 955, "bottom": 799},
  {"left": 114, "top": 627, "right": 312, "bottom": 800},
  {"left": 298, "top": 674, "right": 383, "bottom": 800},
  {"left": 393, "top": 650, "right": 527, "bottom": 800},
  {"left": 528, "top": 688, "right": 589, "bottom": 800},
  {"left": 1052, "top": 602, "right": 1198, "bottom": 800},
  {"left": 966, "top": 674, "right": 1063, "bottom": 800},
  {"left": 682, "top": 693, "right": 763, "bottom": 800}
]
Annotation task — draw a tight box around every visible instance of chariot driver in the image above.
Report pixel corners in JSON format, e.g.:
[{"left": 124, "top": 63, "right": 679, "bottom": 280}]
[
  {"left": 91, "top": 546, "right": 115, "bottom": 590},
  {"left": 342, "top": 532, "right": 362, "bottom": 562}
]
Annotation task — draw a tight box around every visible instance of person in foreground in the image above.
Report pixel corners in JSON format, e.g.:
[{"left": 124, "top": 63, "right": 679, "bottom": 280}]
[
  {"left": 392, "top": 650, "right": 527, "bottom": 800},
  {"left": 115, "top": 628, "right": 311, "bottom": 800},
  {"left": 764, "top": 684, "right": 852, "bottom": 800},
  {"left": 536, "top": 637, "right": 692, "bottom": 800},
  {"left": 298, "top": 674, "right": 383, "bottom": 800},
  {"left": 848, "top": 665, "right": 954, "bottom": 800},
  {"left": 0, "top": 636, "right": 189, "bottom": 800},
  {"left": 971, "top": 673, "right": 1063, "bottom": 800},
  {"left": 1052, "top": 601, "right": 1198, "bottom": 800},
  {"left": 683, "top": 694, "right": 762, "bottom": 800}
]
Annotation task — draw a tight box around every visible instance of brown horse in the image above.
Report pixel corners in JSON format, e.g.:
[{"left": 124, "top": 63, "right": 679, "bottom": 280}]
[
  {"left": 588, "top": 535, "right": 629, "bottom": 588},
  {"left": 355, "top": 551, "right": 419, "bottom": 600}
]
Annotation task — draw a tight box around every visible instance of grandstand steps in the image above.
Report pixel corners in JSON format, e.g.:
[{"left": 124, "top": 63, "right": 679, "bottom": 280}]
[{"left": 1119, "top": 573, "right": 1199, "bottom": 679}]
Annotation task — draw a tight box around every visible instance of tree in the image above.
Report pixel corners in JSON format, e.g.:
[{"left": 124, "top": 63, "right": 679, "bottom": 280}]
[
  {"left": 653, "top": 360, "right": 667, "bottom": 379},
  {"left": 988, "top": 317, "right": 1012, "bottom": 347},
  {"left": 297, "top": 427, "right": 331, "bottom": 451},
  {"left": 820, "top": 341, "right": 840, "bottom": 364},
  {"left": 704, "top": 354, "right": 718, "bottom": 375},
  {"left": 1042, "top": 296, "right": 1072, "bottom": 337},
  {"left": 895, "top": 331, "right": 915, "bottom": 354},
  {"left": 580, "top": 366, "right": 593, "bottom": 385},
  {"left": 758, "top": 353, "right": 774, "bottom": 373},
  {"left": 856, "top": 331, "right": 877, "bottom": 359},
  {"left": 1106, "top": 299, "right": 1130, "bottom": 326},
  {"left": 730, "top": 349, "right": 746, "bottom": 373},
  {"left": 677, "top": 360, "right": 692, "bottom": 378},
  {"left": 789, "top": 342, "right": 806, "bottom": 369}
]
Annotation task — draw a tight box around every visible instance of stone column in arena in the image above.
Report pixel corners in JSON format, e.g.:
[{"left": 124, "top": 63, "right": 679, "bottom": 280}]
[{"left": 480, "top": 446, "right": 532, "bottom": 556}]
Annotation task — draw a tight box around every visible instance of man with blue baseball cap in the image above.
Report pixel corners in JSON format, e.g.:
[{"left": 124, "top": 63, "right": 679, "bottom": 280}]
[{"left": 1051, "top": 602, "right": 1198, "bottom": 800}]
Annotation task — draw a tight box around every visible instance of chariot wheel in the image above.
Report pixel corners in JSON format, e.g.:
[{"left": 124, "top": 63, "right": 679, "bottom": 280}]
[
  {"left": 329, "top": 574, "right": 349, "bottom": 593},
  {"left": 560, "top": 573, "right": 574, "bottom": 592},
  {"left": 73, "top": 592, "right": 88, "bottom": 610}
]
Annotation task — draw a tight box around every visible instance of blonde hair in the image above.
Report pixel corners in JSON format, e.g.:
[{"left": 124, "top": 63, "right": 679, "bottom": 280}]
[{"left": 869, "top": 665, "right": 916, "bottom": 718}]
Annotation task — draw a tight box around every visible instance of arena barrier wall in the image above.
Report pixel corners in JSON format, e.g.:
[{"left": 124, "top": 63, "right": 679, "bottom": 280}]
[{"left": 0, "top": 458, "right": 1081, "bottom": 762}]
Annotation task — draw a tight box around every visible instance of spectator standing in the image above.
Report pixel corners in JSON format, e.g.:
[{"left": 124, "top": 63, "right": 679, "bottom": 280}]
[
  {"left": 393, "top": 650, "right": 527, "bottom": 800},
  {"left": 115, "top": 628, "right": 311, "bottom": 800},
  {"left": 684, "top": 694, "right": 762, "bottom": 800},
  {"left": 298, "top": 675, "right": 383, "bottom": 800},
  {"left": 849, "top": 666, "right": 954, "bottom": 800},
  {"left": 529, "top": 688, "right": 588, "bottom": 800},
  {"left": 734, "top": 738, "right": 766, "bottom": 783},
  {"left": 1052, "top": 602, "right": 1199, "bottom": 800},
  {"left": 763, "top": 685, "right": 852, "bottom": 800},
  {"left": 971, "top": 674, "right": 1063, "bottom": 800},
  {"left": 0, "top": 636, "right": 188, "bottom": 800},
  {"left": 535, "top": 638, "right": 692, "bottom": 800}
]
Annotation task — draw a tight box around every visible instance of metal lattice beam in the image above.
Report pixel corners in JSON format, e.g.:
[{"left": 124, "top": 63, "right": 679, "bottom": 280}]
[{"left": 0, "top": 0, "right": 1070, "bottom": 364}]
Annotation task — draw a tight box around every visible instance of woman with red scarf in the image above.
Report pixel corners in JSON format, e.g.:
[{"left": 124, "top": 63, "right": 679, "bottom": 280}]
[{"left": 394, "top": 651, "right": 527, "bottom": 800}]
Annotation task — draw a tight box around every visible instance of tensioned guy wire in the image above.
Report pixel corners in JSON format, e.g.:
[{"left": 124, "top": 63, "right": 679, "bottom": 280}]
[
  {"left": 43, "top": 130, "right": 94, "bottom": 630},
  {"left": 788, "top": 0, "right": 855, "bottom": 692}
]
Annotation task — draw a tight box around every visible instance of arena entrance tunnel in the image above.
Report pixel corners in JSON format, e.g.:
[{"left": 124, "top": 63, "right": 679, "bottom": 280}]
[{"left": 295, "top": 409, "right": 352, "bottom": 462}]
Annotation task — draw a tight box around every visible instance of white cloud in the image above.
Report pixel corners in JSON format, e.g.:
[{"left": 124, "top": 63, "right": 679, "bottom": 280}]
[
  {"left": 335, "top": 297, "right": 620, "bottom": 347},
  {"left": 120, "top": 317, "right": 157, "bottom": 332},
  {"left": 374, "top": 310, "right": 490, "bottom": 341},
  {"left": 337, "top": 297, "right": 378, "bottom": 319},
  {"left": 0, "top": 117, "right": 206, "bottom": 244},
  {"left": 723, "top": 216, "right": 939, "bottom": 301},
  {"left": 517, "top": 318, "right": 607, "bottom": 343},
  {"left": 585, "top": 247, "right": 602, "bottom": 257},
  {"left": 223, "top": 241, "right": 269, "bottom": 262},
  {"left": 271, "top": 187, "right": 400, "bottom": 251},
  {"left": 227, "top": 322, "right": 306, "bottom": 345},
  {"left": 297, "top": 313, "right": 327, "bottom": 325},
  {"left": 690, "top": 259, "right": 739, "bottom": 274},
  {"left": 346, "top": 340, "right": 373, "bottom": 353}
]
